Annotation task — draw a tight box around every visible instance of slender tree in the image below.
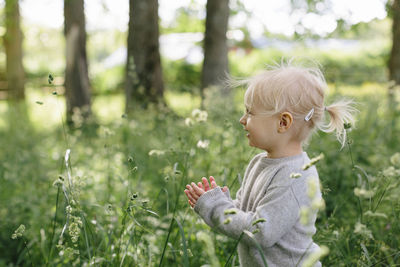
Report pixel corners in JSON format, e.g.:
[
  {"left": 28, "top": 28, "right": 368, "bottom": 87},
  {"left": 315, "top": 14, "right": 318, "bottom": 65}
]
[
  {"left": 389, "top": 0, "right": 400, "bottom": 84},
  {"left": 4, "top": 0, "right": 25, "bottom": 101},
  {"left": 201, "top": 0, "right": 230, "bottom": 96},
  {"left": 125, "top": 0, "right": 164, "bottom": 112},
  {"left": 64, "top": 0, "right": 91, "bottom": 125},
  {"left": 387, "top": 0, "right": 400, "bottom": 141}
]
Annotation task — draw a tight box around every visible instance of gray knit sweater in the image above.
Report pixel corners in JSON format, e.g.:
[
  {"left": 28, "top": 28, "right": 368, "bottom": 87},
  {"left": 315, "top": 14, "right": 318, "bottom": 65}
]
[{"left": 194, "top": 151, "right": 322, "bottom": 267}]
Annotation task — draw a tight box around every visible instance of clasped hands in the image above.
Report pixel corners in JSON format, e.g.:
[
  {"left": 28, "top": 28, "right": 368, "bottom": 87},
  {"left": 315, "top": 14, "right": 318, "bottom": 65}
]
[{"left": 184, "top": 176, "right": 228, "bottom": 208}]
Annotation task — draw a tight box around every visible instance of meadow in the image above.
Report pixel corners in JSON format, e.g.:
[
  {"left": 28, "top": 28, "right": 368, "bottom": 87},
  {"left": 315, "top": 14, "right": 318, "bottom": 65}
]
[{"left": 0, "top": 74, "right": 399, "bottom": 267}]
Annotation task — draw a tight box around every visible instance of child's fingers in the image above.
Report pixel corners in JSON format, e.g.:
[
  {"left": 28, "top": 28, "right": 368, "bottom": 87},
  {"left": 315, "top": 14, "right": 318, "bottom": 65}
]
[
  {"left": 197, "top": 182, "right": 203, "bottom": 189},
  {"left": 185, "top": 185, "right": 198, "bottom": 199},
  {"left": 185, "top": 189, "right": 197, "bottom": 203},
  {"left": 210, "top": 176, "right": 217, "bottom": 189},
  {"left": 186, "top": 184, "right": 201, "bottom": 199},
  {"left": 188, "top": 199, "right": 195, "bottom": 208},
  {"left": 222, "top": 186, "right": 228, "bottom": 192},
  {"left": 202, "top": 177, "right": 210, "bottom": 191},
  {"left": 191, "top": 182, "right": 205, "bottom": 196}
]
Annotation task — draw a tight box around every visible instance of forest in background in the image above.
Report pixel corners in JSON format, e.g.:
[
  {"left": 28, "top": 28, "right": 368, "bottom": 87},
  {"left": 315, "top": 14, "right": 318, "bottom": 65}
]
[{"left": 1, "top": 0, "right": 400, "bottom": 266}]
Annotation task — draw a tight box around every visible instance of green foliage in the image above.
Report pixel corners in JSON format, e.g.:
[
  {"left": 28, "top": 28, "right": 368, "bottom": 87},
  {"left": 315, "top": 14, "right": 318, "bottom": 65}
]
[
  {"left": 91, "top": 65, "right": 125, "bottom": 95},
  {"left": 163, "top": 59, "right": 201, "bottom": 94},
  {"left": 1, "top": 81, "right": 400, "bottom": 266},
  {"left": 229, "top": 45, "right": 390, "bottom": 85},
  {"left": 161, "top": 6, "right": 205, "bottom": 34},
  {"left": 329, "top": 18, "right": 391, "bottom": 40}
]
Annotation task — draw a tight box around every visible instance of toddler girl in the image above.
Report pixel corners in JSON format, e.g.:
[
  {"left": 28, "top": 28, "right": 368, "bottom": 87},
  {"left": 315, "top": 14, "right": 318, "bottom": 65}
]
[{"left": 184, "top": 62, "right": 356, "bottom": 267}]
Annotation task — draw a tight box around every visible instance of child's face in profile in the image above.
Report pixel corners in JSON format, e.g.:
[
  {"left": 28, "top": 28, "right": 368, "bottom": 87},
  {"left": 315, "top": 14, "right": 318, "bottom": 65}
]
[{"left": 239, "top": 103, "right": 282, "bottom": 153}]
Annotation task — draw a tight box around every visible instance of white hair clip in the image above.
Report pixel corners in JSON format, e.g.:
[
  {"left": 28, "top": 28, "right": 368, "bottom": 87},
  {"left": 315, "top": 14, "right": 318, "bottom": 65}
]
[{"left": 304, "top": 108, "right": 314, "bottom": 121}]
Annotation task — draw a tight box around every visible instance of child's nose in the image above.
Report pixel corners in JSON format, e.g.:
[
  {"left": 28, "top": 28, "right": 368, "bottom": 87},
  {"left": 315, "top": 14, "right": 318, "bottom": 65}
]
[{"left": 239, "top": 115, "right": 246, "bottom": 125}]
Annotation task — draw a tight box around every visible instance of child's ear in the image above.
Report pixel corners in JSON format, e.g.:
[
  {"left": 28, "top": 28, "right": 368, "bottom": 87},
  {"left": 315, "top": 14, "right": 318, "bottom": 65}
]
[{"left": 278, "top": 112, "right": 293, "bottom": 133}]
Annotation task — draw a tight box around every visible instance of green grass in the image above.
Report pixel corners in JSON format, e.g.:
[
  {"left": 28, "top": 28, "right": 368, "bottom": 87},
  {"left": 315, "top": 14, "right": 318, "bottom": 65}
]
[{"left": 0, "top": 83, "right": 400, "bottom": 266}]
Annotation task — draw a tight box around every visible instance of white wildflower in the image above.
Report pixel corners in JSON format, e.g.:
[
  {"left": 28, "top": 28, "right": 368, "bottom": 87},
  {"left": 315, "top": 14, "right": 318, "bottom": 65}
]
[
  {"left": 191, "top": 109, "right": 202, "bottom": 118},
  {"left": 354, "top": 222, "right": 373, "bottom": 239},
  {"left": 184, "top": 118, "right": 194, "bottom": 127},
  {"left": 354, "top": 188, "right": 375, "bottom": 198},
  {"left": 333, "top": 230, "right": 339, "bottom": 238},
  {"left": 382, "top": 166, "right": 399, "bottom": 177},
  {"left": 197, "top": 140, "right": 210, "bottom": 149},
  {"left": 192, "top": 109, "right": 208, "bottom": 122},
  {"left": 66, "top": 205, "right": 73, "bottom": 214},
  {"left": 148, "top": 150, "right": 165, "bottom": 156},
  {"left": 198, "top": 110, "right": 208, "bottom": 122},
  {"left": 390, "top": 152, "right": 400, "bottom": 167}
]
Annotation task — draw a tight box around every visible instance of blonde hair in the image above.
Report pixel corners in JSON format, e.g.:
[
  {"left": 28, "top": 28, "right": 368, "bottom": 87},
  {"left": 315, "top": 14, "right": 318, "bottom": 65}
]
[{"left": 231, "top": 60, "right": 357, "bottom": 148}]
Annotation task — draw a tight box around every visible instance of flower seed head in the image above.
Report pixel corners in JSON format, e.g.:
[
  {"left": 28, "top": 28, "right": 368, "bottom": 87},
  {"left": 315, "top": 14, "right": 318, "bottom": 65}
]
[
  {"left": 11, "top": 224, "right": 25, "bottom": 240},
  {"left": 223, "top": 217, "right": 232, "bottom": 224},
  {"left": 290, "top": 172, "right": 302, "bottom": 179},
  {"left": 224, "top": 208, "right": 237, "bottom": 215},
  {"left": 252, "top": 218, "right": 267, "bottom": 226}
]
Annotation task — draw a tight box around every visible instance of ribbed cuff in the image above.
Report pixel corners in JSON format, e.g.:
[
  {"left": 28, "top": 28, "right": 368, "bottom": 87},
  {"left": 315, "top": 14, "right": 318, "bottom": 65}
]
[{"left": 194, "top": 187, "right": 224, "bottom": 214}]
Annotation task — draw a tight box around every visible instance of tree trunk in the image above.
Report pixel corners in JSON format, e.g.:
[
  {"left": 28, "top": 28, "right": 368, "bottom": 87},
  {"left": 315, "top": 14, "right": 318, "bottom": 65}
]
[
  {"left": 64, "top": 0, "right": 91, "bottom": 125},
  {"left": 4, "top": 0, "right": 25, "bottom": 101},
  {"left": 390, "top": 0, "right": 400, "bottom": 84},
  {"left": 388, "top": 0, "right": 400, "bottom": 141},
  {"left": 201, "top": 0, "right": 230, "bottom": 97},
  {"left": 125, "top": 0, "right": 164, "bottom": 112}
]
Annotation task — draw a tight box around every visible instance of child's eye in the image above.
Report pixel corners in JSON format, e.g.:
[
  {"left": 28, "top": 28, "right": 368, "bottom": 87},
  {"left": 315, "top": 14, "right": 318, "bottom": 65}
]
[{"left": 244, "top": 109, "right": 252, "bottom": 117}]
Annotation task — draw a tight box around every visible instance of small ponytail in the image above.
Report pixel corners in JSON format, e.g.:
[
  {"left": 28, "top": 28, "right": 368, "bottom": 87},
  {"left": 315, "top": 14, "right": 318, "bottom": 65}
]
[{"left": 318, "top": 99, "right": 358, "bottom": 149}]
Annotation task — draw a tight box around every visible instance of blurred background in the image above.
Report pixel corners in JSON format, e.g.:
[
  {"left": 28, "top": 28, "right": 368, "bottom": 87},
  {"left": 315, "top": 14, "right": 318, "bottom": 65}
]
[
  {"left": 1, "top": 0, "right": 400, "bottom": 266},
  {"left": 0, "top": 0, "right": 395, "bottom": 121}
]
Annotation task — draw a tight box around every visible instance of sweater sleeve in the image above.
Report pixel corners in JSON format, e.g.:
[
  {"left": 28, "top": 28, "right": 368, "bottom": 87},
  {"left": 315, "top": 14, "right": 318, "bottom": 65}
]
[
  {"left": 194, "top": 183, "right": 300, "bottom": 249},
  {"left": 221, "top": 152, "right": 262, "bottom": 209},
  {"left": 223, "top": 187, "right": 241, "bottom": 209}
]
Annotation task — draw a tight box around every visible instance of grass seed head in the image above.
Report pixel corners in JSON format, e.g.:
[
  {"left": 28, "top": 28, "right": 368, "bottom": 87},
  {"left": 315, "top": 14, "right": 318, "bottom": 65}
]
[
  {"left": 224, "top": 208, "right": 237, "bottom": 215},
  {"left": 290, "top": 172, "right": 302, "bottom": 179},
  {"left": 223, "top": 217, "right": 232, "bottom": 224},
  {"left": 354, "top": 188, "right": 375, "bottom": 198},
  {"left": 390, "top": 152, "right": 400, "bottom": 167},
  {"left": 252, "top": 218, "right": 267, "bottom": 226},
  {"left": 302, "top": 153, "right": 324, "bottom": 170},
  {"left": 11, "top": 224, "right": 25, "bottom": 240}
]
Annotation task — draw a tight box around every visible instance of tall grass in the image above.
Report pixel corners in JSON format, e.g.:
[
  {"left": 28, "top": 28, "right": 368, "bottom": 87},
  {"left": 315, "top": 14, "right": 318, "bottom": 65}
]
[{"left": 0, "top": 83, "right": 400, "bottom": 266}]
